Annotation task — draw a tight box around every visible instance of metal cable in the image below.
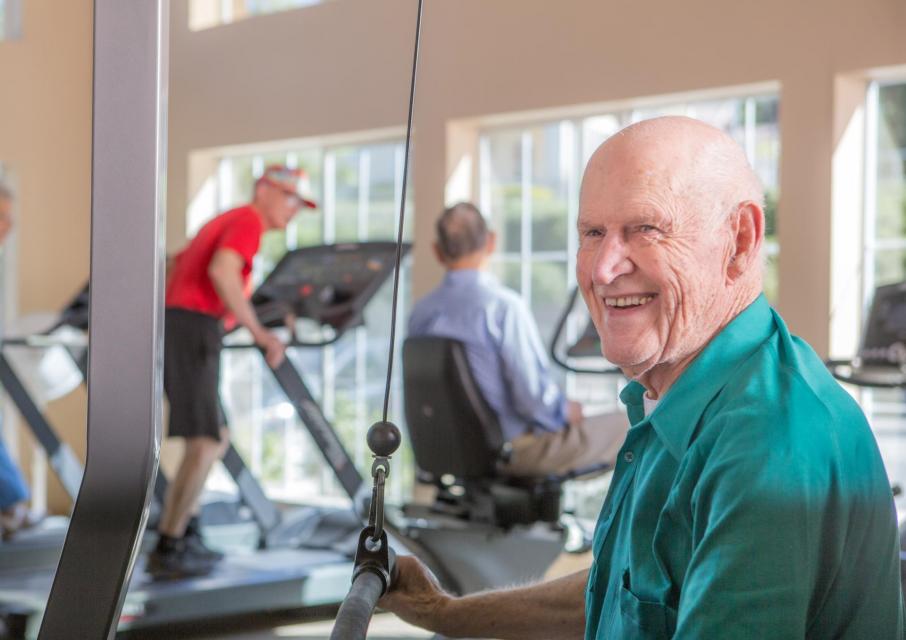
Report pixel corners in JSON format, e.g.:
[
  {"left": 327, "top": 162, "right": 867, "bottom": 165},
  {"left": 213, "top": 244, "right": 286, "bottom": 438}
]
[{"left": 382, "top": 0, "right": 424, "bottom": 423}]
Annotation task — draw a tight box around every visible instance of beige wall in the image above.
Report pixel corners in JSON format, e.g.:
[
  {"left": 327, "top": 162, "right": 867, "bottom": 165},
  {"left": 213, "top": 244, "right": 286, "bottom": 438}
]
[
  {"left": 0, "top": 0, "right": 92, "bottom": 512},
  {"left": 3, "top": 0, "right": 906, "bottom": 511},
  {"left": 0, "top": 0, "right": 92, "bottom": 313}
]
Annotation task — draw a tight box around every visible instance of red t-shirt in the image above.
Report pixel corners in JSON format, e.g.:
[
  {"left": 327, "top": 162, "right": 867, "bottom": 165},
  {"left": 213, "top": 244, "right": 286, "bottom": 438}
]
[{"left": 166, "top": 205, "right": 265, "bottom": 319}]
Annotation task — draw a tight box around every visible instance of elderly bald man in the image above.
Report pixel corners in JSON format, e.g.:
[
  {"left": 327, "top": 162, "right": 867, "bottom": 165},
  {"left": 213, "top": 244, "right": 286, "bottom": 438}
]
[{"left": 379, "top": 117, "right": 904, "bottom": 639}]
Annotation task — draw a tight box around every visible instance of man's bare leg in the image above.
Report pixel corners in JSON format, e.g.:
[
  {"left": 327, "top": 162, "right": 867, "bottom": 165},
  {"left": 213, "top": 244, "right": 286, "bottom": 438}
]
[{"left": 158, "top": 427, "right": 230, "bottom": 538}]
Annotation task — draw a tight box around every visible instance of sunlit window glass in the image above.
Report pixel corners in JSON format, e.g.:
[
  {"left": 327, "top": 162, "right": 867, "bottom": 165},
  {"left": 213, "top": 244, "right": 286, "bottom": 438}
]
[{"left": 190, "top": 0, "right": 325, "bottom": 31}]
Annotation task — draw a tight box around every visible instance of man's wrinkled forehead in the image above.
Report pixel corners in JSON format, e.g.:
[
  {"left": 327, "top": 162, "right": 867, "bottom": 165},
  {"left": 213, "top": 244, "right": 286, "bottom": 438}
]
[{"left": 579, "top": 142, "right": 682, "bottom": 213}]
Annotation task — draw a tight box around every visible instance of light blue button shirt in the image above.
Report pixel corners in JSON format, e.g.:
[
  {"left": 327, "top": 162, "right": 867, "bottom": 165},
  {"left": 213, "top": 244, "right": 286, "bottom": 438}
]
[{"left": 408, "top": 269, "right": 567, "bottom": 442}]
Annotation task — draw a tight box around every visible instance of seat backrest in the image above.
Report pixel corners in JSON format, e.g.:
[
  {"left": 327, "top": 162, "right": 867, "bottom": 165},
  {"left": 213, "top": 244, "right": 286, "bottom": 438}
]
[{"left": 403, "top": 336, "right": 505, "bottom": 479}]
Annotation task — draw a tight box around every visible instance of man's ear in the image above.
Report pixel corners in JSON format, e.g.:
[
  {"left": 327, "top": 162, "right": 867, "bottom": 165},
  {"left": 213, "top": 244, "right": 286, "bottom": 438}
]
[
  {"left": 727, "top": 201, "right": 764, "bottom": 281},
  {"left": 252, "top": 181, "right": 267, "bottom": 207},
  {"left": 432, "top": 242, "right": 447, "bottom": 266},
  {"left": 486, "top": 230, "right": 497, "bottom": 255}
]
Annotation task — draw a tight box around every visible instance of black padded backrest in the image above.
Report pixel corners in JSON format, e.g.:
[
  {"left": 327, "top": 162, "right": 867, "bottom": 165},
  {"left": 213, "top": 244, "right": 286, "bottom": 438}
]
[{"left": 403, "top": 337, "right": 505, "bottom": 479}]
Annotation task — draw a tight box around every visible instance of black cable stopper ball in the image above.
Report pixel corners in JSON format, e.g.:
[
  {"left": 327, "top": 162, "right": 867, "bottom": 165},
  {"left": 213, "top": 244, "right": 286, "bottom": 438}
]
[{"left": 367, "top": 420, "right": 401, "bottom": 457}]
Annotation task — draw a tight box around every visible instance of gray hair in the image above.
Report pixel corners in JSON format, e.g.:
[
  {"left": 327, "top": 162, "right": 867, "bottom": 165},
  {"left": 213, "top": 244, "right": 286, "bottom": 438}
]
[
  {"left": 0, "top": 180, "right": 12, "bottom": 202},
  {"left": 435, "top": 202, "right": 489, "bottom": 260}
]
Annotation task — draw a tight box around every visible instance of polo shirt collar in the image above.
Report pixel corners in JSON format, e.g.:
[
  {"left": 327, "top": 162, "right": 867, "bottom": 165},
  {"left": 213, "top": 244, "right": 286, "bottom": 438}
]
[
  {"left": 444, "top": 269, "right": 491, "bottom": 286},
  {"left": 620, "top": 293, "right": 775, "bottom": 460}
]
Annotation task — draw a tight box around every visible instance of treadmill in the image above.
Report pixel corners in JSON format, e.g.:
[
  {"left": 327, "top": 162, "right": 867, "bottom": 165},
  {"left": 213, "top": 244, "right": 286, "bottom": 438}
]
[
  {"left": 0, "top": 285, "right": 173, "bottom": 573},
  {"left": 0, "top": 241, "right": 410, "bottom": 637},
  {"left": 0, "top": 311, "right": 89, "bottom": 571}
]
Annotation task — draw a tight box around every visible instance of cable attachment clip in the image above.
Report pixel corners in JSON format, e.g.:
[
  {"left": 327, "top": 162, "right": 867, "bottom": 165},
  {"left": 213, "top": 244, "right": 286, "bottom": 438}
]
[
  {"left": 365, "top": 420, "right": 401, "bottom": 544},
  {"left": 352, "top": 524, "right": 396, "bottom": 596}
]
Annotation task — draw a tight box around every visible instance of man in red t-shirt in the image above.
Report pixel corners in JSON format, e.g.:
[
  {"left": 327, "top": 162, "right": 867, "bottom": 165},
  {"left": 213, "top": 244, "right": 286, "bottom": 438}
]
[{"left": 148, "top": 166, "right": 317, "bottom": 579}]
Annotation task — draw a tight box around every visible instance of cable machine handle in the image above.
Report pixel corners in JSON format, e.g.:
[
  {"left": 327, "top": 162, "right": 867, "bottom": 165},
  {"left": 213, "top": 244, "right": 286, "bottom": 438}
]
[{"left": 329, "top": 529, "right": 399, "bottom": 640}]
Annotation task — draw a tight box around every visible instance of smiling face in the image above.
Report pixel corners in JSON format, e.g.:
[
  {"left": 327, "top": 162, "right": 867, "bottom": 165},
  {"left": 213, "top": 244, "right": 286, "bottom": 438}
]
[{"left": 576, "top": 117, "right": 763, "bottom": 390}]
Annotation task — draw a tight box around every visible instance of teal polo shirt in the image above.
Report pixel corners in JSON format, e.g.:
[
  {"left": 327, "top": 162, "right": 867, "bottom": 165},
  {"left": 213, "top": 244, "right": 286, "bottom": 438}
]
[{"left": 585, "top": 295, "right": 904, "bottom": 639}]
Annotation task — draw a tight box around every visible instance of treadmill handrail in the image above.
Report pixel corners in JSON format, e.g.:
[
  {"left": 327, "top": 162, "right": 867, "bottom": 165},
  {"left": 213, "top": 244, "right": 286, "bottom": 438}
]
[
  {"left": 825, "top": 358, "right": 906, "bottom": 389},
  {"left": 0, "top": 352, "right": 84, "bottom": 500},
  {"left": 549, "top": 287, "right": 622, "bottom": 376},
  {"left": 222, "top": 335, "right": 343, "bottom": 349}
]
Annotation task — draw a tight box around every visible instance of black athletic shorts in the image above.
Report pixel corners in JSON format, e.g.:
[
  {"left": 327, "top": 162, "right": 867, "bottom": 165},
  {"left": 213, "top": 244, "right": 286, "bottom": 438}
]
[{"left": 164, "top": 308, "right": 226, "bottom": 441}]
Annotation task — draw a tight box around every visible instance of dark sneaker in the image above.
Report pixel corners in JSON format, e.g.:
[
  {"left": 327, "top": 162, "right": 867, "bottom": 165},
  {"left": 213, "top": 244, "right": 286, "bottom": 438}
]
[
  {"left": 146, "top": 542, "right": 217, "bottom": 580},
  {"left": 183, "top": 529, "right": 225, "bottom": 562},
  {"left": 0, "top": 504, "right": 44, "bottom": 541}
]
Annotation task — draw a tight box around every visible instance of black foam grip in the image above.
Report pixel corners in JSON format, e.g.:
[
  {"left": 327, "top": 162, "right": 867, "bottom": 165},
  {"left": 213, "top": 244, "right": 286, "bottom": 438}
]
[{"left": 330, "top": 572, "right": 385, "bottom": 640}]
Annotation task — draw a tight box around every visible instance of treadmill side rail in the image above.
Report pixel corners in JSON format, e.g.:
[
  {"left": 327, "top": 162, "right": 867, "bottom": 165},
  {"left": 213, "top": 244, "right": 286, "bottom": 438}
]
[
  {"left": 0, "top": 351, "right": 84, "bottom": 500},
  {"left": 269, "top": 356, "right": 364, "bottom": 500}
]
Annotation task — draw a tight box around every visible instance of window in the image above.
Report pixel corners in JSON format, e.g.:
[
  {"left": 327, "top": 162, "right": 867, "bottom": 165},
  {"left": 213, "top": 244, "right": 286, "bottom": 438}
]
[
  {"left": 191, "top": 138, "right": 413, "bottom": 505},
  {"left": 860, "top": 80, "right": 906, "bottom": 504},
  {"left": 189, "top": 0, "right": 324, "bottom": 30},
  {"left": 0, "top": 0, "right": 22, "bottom": 41}
]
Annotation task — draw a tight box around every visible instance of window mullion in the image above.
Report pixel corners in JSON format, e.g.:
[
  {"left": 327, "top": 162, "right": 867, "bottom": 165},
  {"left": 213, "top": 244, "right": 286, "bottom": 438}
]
[
  {"left": 394, "top": 143, "right": 405, "bottom": 237},
  {"left": 324, "top": 149, "right": 337, "bottom": 244},
  {"left": 358, "top": 149, "right": 371, "bottom": 240},
  {"left": 863, "top": 82, "right": 880, "bottom": 315},
  {"left": 744, "top": 97, "right": 757, "bottom": 166},
  {"left": 285, "top": 151, "right": 299, "bottom": 250},
  {"left": 521, "top": 130, "right": 533, "bottom": 303}
]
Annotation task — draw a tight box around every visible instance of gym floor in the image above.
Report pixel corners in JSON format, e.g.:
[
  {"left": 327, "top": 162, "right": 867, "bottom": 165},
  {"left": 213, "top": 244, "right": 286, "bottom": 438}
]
[
  {"left": 120, "top": 552, "right": 591, "bottom": 639},
  {"left": 120, "top": 612, "right": 430, "bottom": 640}
]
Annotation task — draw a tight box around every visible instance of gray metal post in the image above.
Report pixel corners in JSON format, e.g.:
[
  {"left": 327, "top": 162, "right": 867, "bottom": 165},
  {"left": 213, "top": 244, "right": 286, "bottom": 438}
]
[{"left": 38, "top": 1, "right": 168, "bottom": 638}]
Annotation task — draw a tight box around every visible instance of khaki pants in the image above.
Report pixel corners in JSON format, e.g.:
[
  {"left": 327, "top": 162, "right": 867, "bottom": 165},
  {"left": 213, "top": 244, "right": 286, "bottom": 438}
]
[{"left": 503, "top": 411, "right": 630, "bottom": 477}]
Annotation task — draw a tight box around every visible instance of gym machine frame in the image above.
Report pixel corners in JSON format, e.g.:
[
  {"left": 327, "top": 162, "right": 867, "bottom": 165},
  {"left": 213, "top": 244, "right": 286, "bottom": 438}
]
[{"left": 38, "top": 2, "right": 169, "bottom": 638}]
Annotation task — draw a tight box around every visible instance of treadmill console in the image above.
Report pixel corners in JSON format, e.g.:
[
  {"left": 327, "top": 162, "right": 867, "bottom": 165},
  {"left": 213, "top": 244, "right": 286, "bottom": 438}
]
[
  {"left": 252, "top": 242, "right": 412, "bottom": 334},
  {"left": 58, "top": 284, "right": 90, "bottom": 332},
  {"left": 56, "top": 243, "right": 412, "bottom": 338}
]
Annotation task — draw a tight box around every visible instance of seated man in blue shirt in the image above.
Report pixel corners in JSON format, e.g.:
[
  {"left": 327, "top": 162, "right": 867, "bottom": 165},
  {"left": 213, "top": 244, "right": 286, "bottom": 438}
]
[
  {"left": 409, "top": 202, "right": 629, "bottom": 477},
  {"left": 382, "top": 117, "right": 904, "bottom": 638}
]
